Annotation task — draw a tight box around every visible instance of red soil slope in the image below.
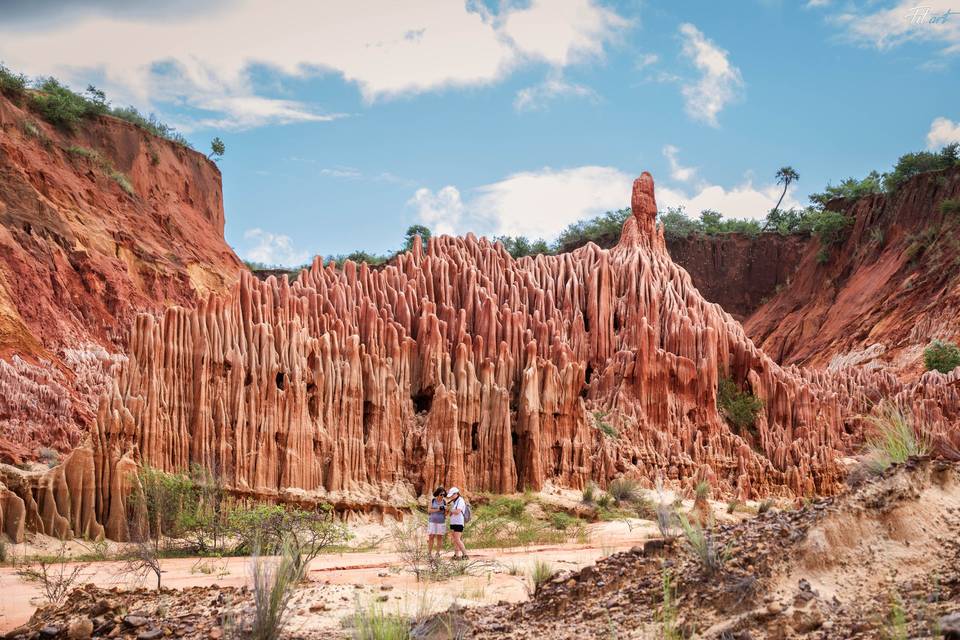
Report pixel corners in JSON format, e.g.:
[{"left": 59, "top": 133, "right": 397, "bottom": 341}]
[
  {"left": 0, "top": 94, "right": 241, "bottom": 461},
  {"left": 745, "top": 168, "right": 960, "bottom": 376}
]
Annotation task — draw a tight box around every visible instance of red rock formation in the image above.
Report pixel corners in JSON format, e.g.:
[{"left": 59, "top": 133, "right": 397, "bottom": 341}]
[
  {"left": 3, "top": 171, "right": 958, "bottom": 541},
  {"left": 745, "top": 167, "right": 960, "bottom": 375},
  {"left": 0, "top": 93, "right": 241, "bottom": 460}
]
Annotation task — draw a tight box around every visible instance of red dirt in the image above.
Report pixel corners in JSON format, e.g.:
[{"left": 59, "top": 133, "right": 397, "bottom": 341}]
[{"left": 0, "top": 93, "right": 242, "bottom": 458}]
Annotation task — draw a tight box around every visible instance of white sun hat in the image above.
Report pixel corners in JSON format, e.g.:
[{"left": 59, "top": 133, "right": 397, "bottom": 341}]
[{"left": 446, "top": 487, "right": 460, "bottom": 497}]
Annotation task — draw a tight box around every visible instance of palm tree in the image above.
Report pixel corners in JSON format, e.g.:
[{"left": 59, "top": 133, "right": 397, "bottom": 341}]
[{"left": 773, "top": 166, "right": 799, "bottom": 213}]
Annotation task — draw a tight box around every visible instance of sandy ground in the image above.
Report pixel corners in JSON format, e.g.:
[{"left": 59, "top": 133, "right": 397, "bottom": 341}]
[{"left": 0, "top": 489, "right": 752, "bottom": 636}]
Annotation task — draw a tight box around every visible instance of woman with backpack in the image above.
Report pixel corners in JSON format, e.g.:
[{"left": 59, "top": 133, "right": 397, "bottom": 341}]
[{"left": 446, "top": 487, "right": 470, "bottom": 560}]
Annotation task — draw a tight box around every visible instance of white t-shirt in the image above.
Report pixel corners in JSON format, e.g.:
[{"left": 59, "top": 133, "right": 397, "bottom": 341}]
[{"left": 448, "top": 496, "right": 466, "bottom": 526}]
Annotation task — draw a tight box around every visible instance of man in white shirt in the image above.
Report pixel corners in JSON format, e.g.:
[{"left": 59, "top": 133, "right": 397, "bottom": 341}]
[{"left": 446, "top": 486, "right": 468, "bottom": 560}]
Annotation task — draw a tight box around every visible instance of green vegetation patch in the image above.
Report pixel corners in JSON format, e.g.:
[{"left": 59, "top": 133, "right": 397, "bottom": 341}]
[
  {"left": 923, "top": 339, "right": 960, "bottom": 374},
  {"left": 717, "top": 376, "right": 763, "bottom": 433}
]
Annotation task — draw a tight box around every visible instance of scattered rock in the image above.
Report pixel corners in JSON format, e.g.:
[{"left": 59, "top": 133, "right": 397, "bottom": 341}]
[{"left": 67, "top": 618, "right": 94, "bottom": 640}]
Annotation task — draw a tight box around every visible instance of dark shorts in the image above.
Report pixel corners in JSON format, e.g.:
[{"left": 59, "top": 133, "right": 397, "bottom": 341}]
[{"left": 450, "top": 524, "right": 464, "bottom": 532}]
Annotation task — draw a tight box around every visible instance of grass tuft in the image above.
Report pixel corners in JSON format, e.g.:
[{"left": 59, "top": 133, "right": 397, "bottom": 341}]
[
  {"left": 607, "top": 477, "right": 640, "bottom": 505},
  {"left": 863, "top": 402, "right": 929, "bottom": 473},
  {"left": 528, "top": 560, "right": 555, "bottom": 595}
]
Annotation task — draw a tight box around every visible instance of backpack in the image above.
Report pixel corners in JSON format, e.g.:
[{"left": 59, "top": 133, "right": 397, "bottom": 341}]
[{"left": 462, "top": 499, "right": 472, "bottom": 524}]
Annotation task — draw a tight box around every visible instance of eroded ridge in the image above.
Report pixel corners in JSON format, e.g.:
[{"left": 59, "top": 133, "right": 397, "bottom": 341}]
[{"left": 4, "top": 173, "right": 957, "bottom": 541}]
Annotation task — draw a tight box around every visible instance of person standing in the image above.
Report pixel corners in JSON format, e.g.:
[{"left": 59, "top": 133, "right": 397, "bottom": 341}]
[
  {"left": 446, "top": 487, "right": 468, "bottom": 560},
  {"left": 426, "top": 487, "right": 447, "bottom": 556}
]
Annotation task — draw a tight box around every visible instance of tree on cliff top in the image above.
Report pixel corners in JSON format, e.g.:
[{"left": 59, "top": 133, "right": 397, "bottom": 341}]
[
  {"left": 772, "top": 166, "right": 799, "bottom": 214},
  {"left": 209, "top": 136, "right": 226, "bottom": 160},
  {"left": 403, "top": 224, "right": 432, "bottom": 251}
]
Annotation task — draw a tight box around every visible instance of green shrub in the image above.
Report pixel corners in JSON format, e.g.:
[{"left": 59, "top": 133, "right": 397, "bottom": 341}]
[
  {"left": 809, "top": 171, "right": 884, "bottom": 207},
  {"left": 494, "top": 235, "right": 551, "bottom": 259},
  {"left": 596, "top": 494, "right": 612, "bottom": 509},
  {"left": 884, "top": 143, "right": 959, "bottom": 192},
  {"left": 29, "top": 78, "right": 107, "bottom": 130},
  {"left": 592, "top": 411, "right": 618, "bottom": 439},
  {"left": 923, "top": 339, "right": 960, "bottom": 374},
  {"left": 109, "top": 105, "right": 192, "bottom": 148},
  {"left": 108, "top": 170, "right": 134, "bottom": 195},
  {"left": 816, "top": 247, "right": 831, "bottom": 265},
  {"left": 548, "top": 511, "right": 577, "bottom": 531},
  {"left": 0, "top": 64, "right": 27, "bottom": 97},
  {"left": 804, "top": 209, "right": 853, "bottom": 246},
  {"left": 939, "top": 198, "right": 960, "bottom": 216},
  {"left": 717, "top": 377, "right": 763, "bottom": 432},
  {"left": 555, "top": 208, "right": 631, "bottom": 252}
]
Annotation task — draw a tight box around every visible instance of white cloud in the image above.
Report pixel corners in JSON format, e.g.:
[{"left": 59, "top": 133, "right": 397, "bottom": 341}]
[
  {"left": 410, "top": 167, "right": 632, "bottom": 240},
  {"left": 662, "top": 145, "right": 697, "bottom": 182},
  {"left": 320, "top": 166, "right": 363, "bottom": 179},
  {"left": 408, "top": 186, "right": 465, "bottom": 236},
  {"left": 409, "top": 165, "right": 804, "bottom": 241},
  {"left": 927, "top": 117, "right": 960, "bottom": 148},
  {"left": 242, "top": 228, "right": 310, "bottom": 266},
  {"left": 678, "top": 23, "right": 744, "bottom": 127},
  {"left": 501, "top": 0, "right": 630, "bottom": 66},
  {"left": 805, "top": 0, "right": 831, "bottom": 8},
  {"left": 0, "top": 0, "right": 628, "bottom": 129},
  {"left": 636, "top": 53, "right": 660, "bottom": 69},
  {"left": 514, "top": 72, "right": 599, "bottom": 111},
  {"left": 657, "top": 180, "right": 802, "bottom": 220},
  {"left": 831, "top": 1, "right": 960, "bottom": 54}
]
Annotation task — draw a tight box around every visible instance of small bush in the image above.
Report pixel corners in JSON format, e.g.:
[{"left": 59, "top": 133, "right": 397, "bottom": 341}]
[
  {"left": 16, "top": 543, "right": 86, "bottom": 605},
  {"left": 924, "top": 339, "right": 960, "bottom": 374},
  {"left": 249, "top": 539, "right": 305, "bottom": 640},
  {"left": 581, "top": 482, "right": 596, "bottom": 504},
  {"left": 29, "top": 79, "right": 107, "bottom": 130},
  {"left": 548, "top": 511, "right": 577, "bottom": 531},
  {"left": 528, "top": 560, "right": 555, "bottom": 594},
  {"left": 607, "top": 477, "right": 640, "bottom": 505},
  {"left": 694, "top": 480, "right": 710, "bottom": 502},
  {"left": 0, "top": 64, "right": 27, "bottom": 97},
  {"left": 596, "top": 494, "right": 612, "bottom": 510},
  {"left": 109, "top": 105, "right": 192, "bottom": 148},
  {"left": 352, "top": 599, "right": 410, "bottom": 640},
  {"left": 65, "top": 145, "right": 136, "bottom": 196},
  {"left": 0, "top": 538, "right": 7, "bottom": 563},
  {"left": 757, "top": 499, "right": 774, "bottom": 514},
  {"left": 884, "top": 143, "right": 959, "bottom": 192},
  {"left": 869, "top": 227, "right": 885, "bottom": 246},
  {"left": 939, "top": 198, "right": 960, "bottom": 216},
  {"left": 816, "top": 246, "right": 831, "bottom": 265},
  {"left": 678, "top": 513, "right": 725, "bottom": 575},
  {"left": 809, "top": 171, "right": 883, "bottom": 207},
  {"left": 863, "top": 402, "right": 929, "bottom": 472},
  {"left": 717, "top": 377, "right": 763, "bottom": 432},
  {"left": 726, "top": 499, "right": 740, "bottom": 514},
  {"left": 806, "top": 209, "right": 853, "bottom": 246}
]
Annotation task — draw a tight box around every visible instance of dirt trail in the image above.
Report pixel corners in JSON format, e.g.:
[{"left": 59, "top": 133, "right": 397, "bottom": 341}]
[{"left": 0, "top": 517, "right": 664, "bottom": 635}]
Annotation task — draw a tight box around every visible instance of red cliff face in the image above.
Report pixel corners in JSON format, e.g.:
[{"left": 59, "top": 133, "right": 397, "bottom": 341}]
[
  {"left": 4, "top": 172, "right": 956, "bottom": 541},
  {"left": 0, "top": 94, "right": 241, "bottom": 462},
  {"left": 745, "top": 168, "right": 960, "bottom": 376},
  {"left": 666, "top": 233, "right": 807, "bottom": 321}
]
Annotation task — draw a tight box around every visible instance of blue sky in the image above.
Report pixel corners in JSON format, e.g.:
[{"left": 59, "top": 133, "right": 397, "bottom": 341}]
[{"left": 1, "top": 0, "right": 958, "bottom": 265}]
